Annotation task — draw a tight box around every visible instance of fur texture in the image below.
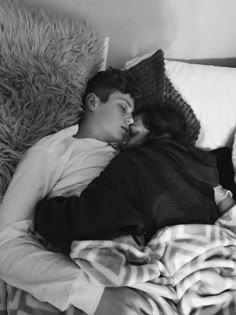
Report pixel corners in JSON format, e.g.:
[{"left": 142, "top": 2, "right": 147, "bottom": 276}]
[{"left": 0, "top": 0, "right": 104, "bottom": 200}]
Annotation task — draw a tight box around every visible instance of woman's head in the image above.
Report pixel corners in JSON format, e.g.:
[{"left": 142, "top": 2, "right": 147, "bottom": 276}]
[
  {"left": 127, "top": 104, "right": 187, "bottom": 146},
  {"left": 126, "top": 112, "right": 150, "bottom": 146}
]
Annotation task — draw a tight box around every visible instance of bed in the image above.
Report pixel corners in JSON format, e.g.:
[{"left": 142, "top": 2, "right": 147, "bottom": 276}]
[{"left": 0, "top": 1, "right": 236, "bottom": 315}]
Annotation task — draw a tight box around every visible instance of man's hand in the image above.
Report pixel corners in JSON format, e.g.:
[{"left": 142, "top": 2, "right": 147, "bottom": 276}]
[{"left": 94, "top": 287, "right": 152, "bottom": 315}]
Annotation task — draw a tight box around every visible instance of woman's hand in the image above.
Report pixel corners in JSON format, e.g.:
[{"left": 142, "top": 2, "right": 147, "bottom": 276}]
[{"left": 214, "top": 185, "right": 235, "bottom": 214}]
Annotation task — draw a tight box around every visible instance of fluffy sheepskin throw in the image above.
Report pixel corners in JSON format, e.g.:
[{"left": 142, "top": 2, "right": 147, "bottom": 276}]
[{"left": 0, "top": 0, "right": 104, "bottom": 200}]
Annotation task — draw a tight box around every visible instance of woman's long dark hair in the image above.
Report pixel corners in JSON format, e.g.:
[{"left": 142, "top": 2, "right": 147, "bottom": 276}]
[{"left": 138, "top": 103, "right": 189, "bottom": 145}]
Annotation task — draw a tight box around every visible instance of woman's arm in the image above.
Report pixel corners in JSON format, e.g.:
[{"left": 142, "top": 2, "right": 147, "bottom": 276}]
[{"left": 35, "top": 150, "right": 143, "bottom": 251}]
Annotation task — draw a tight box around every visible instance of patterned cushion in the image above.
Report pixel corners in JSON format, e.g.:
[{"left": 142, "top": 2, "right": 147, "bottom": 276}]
[
  {"left": 125, "top": 49, "right": 200, "bottom": 145},
  {"left": 163, "top": 75, "right": 200, "bottom": 145},
  {"left": 125, "top": 50, "right": 165, "bottom": 111}
]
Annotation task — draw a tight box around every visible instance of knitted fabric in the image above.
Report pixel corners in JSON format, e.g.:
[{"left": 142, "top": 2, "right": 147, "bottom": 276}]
[
  {"left": 163, "top": 75, "right": 200, "bottom": 145},
  {"left": 126, "top": 50, "right": 165, "bottom": 111},
  {"left": 126, "top": 49, "right": 200, "bottom": 145}
]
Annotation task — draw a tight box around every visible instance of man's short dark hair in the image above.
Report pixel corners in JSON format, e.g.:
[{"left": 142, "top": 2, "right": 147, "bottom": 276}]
[{"left": 84, "top": 68, "right": 141, "bottom": 104}]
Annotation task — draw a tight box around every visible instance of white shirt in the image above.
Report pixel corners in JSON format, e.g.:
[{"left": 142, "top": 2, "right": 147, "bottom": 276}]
[{"left": 0, "top": 125, "right": 116, "bottom": 314}]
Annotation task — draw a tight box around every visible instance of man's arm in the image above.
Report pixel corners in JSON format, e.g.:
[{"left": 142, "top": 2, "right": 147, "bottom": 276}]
[
  {"left": 0, "top": 126, "right": 106, "bottom": 314},
  {"left": 0, "top": 133, "right": 151, "bottom": 315},
  {"left": 0, "top": 220, "right": 104, "bottom": 314},
  {"left": 35, "top": 150, "right": 144, "bottom": 251},
  {"left": 0, "top": 221, "right": 152, "bottom": 315}
]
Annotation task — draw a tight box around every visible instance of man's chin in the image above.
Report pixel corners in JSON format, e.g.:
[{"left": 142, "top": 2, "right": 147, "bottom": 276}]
[
  {"left": 109, "top": 134, "right": 136, "bottom": 149},
  {"left": 125, "top": 136, "right": 147, "bottom": 147},
  {"left": 126, "top": 134, "right": 139, "bottom": 145},
  {"left": 120, "top": 137, "right": 137, "bottom": 149}
]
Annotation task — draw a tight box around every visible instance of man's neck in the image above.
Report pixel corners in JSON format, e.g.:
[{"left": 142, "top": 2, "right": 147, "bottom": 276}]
[{"left": 74, "top": 119, "right": 105, "bottom": 143}]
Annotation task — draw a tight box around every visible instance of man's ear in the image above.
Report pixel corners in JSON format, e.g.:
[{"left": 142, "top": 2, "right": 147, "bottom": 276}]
[{"left": 85, "top": 93, "right": 99, "bottom": 112}]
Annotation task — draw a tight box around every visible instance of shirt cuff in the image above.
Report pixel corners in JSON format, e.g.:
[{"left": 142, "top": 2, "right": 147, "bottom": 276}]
[
  {"left": 69, "top": 272, "right": 105, "bottom": 315},
  {"left": 214, "top": 185, "right": 233, "bottom": 205},
  {"left": 0, "top": 220, "right": 31, "bottom": 244}
]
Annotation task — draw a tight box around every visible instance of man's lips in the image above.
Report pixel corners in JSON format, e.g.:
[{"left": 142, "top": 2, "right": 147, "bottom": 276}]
[{"left": 121, "top": 126, "right": 129, "bottom": 134}]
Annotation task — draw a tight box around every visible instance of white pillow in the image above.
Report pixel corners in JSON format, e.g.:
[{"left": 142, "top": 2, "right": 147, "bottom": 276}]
[
  {"left": 165, "top": 60, "right": 236, "bottom": 149},
  {"left": 124, "top": 53, "right": 236, "bottom": 150},
  {"left": 232, "top": 131, "right": 236, "bottom": 182},
  {"left": 99, "top": 37, "right": 109, "bottom": 71}
]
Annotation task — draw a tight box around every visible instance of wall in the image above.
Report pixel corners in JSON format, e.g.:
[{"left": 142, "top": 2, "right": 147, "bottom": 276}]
[{"left": 37, "top": 0, "right": 236, "bottom": 68}]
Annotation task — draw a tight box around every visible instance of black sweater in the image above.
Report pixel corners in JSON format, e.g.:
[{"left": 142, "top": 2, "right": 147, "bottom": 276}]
[{"left": 35, "top": 138, "right": 219, "bottom": 252}]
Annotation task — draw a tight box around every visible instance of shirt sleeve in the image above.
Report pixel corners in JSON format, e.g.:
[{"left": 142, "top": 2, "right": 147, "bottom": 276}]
[
  {"left": 35, "top": 150, "right": 144, "bottom": 250},
  {"left": 0, "top": 220, "right": 104, "bottom": 315},
  {"left": 0, "top": 125, "right": 78, "bottom": 231}
]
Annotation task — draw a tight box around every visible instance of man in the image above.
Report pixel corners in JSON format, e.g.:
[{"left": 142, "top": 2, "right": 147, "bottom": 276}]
[{"left": 0, "top": 69, "right": 152, "bottom": 315}]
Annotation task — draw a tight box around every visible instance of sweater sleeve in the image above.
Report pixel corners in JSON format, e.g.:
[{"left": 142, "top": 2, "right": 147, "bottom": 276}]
[{"left": 35, "top": 150, "right": 144, "bottom": 251}]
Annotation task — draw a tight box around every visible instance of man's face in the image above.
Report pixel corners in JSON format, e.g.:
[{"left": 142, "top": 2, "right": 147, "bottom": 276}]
[
  {"left": 96, "top": 91, "right": 134, "bottom": 143},
  {"left": 126, "top": 113, "right": 150, "bottom": 146}
]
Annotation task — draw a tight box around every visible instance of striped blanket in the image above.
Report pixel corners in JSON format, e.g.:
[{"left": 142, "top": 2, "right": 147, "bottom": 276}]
[
  {"left": 1, "top": 205, "right": 236, "bottom": 315},
  {"left": 70, "top": 204, "right": 236, "bottom": 315}
]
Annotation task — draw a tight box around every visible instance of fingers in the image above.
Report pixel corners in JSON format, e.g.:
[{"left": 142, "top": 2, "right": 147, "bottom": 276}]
[
  {"left": 127, "top": 289, "right": 153, "bottom": 315},
  {"left": 96, "top": 287, "right": 154, "bottom": 315},
  {"left": 120, "top": 306, "right": 150, "bottom": 315},
  {"left": 125, "top": 309, "right": 149, "bottom": 315}
]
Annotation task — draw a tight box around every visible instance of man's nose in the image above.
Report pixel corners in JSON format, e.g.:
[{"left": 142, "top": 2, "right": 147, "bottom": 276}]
[{"left": 126, "top": 117, "right": 134, "bottom": 126}]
